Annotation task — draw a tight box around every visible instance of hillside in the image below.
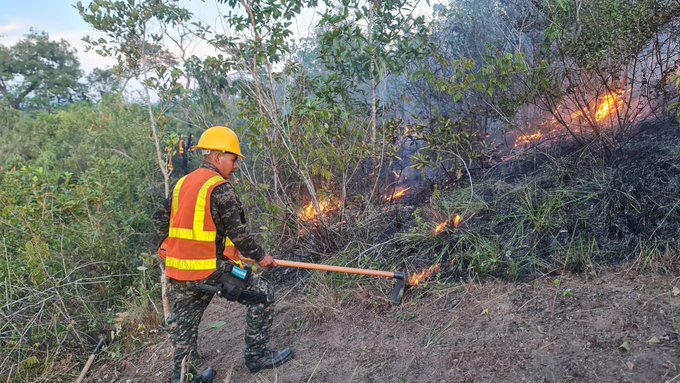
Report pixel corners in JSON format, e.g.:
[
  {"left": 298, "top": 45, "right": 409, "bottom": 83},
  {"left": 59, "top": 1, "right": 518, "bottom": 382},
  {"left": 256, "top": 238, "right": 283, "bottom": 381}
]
[
  {"left": 2, "top": 3, "right": 679, "bottom": 382},
  {"left": 88, "top": 119, "right": 680, "bottom": 383}
]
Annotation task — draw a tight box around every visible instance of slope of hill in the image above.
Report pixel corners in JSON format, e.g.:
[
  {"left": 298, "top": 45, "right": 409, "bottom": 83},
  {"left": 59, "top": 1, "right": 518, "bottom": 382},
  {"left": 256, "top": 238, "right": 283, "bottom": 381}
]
[{"left": 89, "top": 118, "right": 680, "bottom": 383}]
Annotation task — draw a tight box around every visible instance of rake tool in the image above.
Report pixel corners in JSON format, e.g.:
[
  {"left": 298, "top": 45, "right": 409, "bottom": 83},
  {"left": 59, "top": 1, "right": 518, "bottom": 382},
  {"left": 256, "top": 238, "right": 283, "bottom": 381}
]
[
  {"left": 157, "top": 240, "right": 407, "bottom": 304},
  {"left": 240, "top": 257, "right": 407, "bottom": 305}
]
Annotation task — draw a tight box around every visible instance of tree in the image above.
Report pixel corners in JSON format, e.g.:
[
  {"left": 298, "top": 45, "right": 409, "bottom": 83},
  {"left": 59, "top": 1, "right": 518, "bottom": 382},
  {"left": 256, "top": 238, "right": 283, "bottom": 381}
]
[
  {"left": 317, "top": 0, "right": 431, "bottom": 143},
  {"left": 77, "top": 0, "right": 194, "bottom": 321},
  {"left": 192, "top": 0, "right": 327, "bottom": 217},
  {"left": 0, "top": 29, "right": 82, "bottom": 109},
  {"left": 528, "top": 0, "right": 680, "bottom": 161},
  {"left": 77, "top": 0, "right": 191, "bottom": 197},
  {"left": 84, "top": 67, "right": 123, "bottom": 100}
]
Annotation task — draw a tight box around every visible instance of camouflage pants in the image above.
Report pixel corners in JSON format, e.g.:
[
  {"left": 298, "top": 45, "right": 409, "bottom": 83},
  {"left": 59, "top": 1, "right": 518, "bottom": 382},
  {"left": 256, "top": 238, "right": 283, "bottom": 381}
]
[{"left": 167, "top": 270, "right": 274, "bottom": 382}]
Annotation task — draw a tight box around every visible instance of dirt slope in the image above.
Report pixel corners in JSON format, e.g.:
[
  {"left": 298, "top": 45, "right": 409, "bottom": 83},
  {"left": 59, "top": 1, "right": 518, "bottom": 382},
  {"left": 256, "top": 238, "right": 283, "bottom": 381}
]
[{"left": 93, "top": 267, "right": 680, "bottom": 383}]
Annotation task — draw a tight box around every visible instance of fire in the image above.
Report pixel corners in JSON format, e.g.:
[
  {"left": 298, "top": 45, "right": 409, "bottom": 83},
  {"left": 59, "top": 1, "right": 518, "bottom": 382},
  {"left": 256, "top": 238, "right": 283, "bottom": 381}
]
[
  {"left": 594, "top": 91, "right": 623, "bottom": 122},
  {"left": 570, "top": 90, "right": 626, "bottom": 123},
  {"left": 299, "top": 198, "right": 339, "bottom": 222},
  {"left": 432, "top": 214, "right": 462, "bottom": 234},
  {"left": 515, "top": 132, "right": 543, "bottom": 147},
  {"left": 384, "top": 187, "right": 410, "bottom": 201},
  {"left": 433, "top": 221, "right": 448, "bottom": 234},
  {"left": 409, "top": 264, "right": 441, "bottom": 286}
]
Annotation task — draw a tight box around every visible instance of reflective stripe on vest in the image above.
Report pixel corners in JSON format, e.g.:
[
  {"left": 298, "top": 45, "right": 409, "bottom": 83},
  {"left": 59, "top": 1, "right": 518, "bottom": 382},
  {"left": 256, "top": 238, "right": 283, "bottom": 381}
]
[
  {"left": 168, "top": 175, "right": 223, "bottom": 241},
  {"left": 165, "top": 168, "right": 234, "bottom": 281},
  {"left": 165, "top": 256, "right": 216, "bottom": 271}
]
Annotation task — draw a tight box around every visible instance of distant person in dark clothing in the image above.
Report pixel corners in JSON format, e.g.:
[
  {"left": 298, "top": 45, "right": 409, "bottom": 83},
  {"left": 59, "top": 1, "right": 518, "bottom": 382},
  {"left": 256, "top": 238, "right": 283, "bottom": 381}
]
[{"left": 179, "top": 135, "right": 189, "bottom": 175}]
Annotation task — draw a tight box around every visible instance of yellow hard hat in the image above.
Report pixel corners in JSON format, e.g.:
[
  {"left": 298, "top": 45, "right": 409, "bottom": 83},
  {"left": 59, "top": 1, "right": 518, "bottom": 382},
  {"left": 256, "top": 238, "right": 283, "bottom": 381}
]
[{"left": 194, "top": 126, "right": 244, "bottom": 158}]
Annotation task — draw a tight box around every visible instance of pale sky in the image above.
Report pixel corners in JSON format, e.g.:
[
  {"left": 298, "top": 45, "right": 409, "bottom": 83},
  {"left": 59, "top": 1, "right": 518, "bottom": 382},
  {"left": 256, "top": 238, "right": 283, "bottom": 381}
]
[
  {"left": 0, "top": 0, "right": 325, "bottom": 74},
  {"left": 1, "top": 0, "right": 120, "bottom": 72},
  {"left": 0, "top": 0, "right": 433, "bottom": 75}
]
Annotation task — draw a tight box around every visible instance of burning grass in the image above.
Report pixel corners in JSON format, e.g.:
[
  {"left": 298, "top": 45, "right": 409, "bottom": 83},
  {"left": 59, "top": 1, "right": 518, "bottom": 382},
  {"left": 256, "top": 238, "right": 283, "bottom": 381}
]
[
  {"left": 594, "top": 90, "right": 626, "bottom": 122},
  {"left": 282, "top": 120, "right": 679, "bottom": 305},
  {"left": 299, "top": 197, "right": 341, "bottom": 223},
  {"left": 384, "top": 186, "right": 411, "bottom": 202},
  {"left": 433, "top": 214, "right": 462, "bottom": 235},
  {"left": 514, "top": 132, "right": 544, "bottom": 147},
  {"left": 513, "top": 88, "right": 631, "bottom": 149},
  {"left": 409, "top": 264, "right": 441, "bottom": 286}
]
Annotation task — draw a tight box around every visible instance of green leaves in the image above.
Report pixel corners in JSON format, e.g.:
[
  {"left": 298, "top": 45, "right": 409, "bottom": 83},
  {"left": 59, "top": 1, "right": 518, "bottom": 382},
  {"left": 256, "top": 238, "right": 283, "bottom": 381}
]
[
  {"left": 317, "top": 0, "right": 432, "bottom": 102},
  {"left": 77, "top": 0, "right": 191, "bottom": 89},
  {"left": 0, "top": 30, "right": 82, "bottom": 110},
  {"left": 543, "top": 0, "right": 677, "bottom": 67},
  {"left": 0, "top": 97, "right": 162, "bottom": 381},
  {"left": 20, "top": 356, "right": 40, "bottom": 371}
]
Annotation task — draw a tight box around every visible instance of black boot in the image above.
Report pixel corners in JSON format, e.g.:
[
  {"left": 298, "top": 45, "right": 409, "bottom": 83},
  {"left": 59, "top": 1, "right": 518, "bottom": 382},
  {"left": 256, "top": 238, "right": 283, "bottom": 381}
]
[
  {"left": 191, "top": 367, "right": 216, "bottom": 383},
  {"left": 246, "top": 348, "right": 294, "bottom": 373}
]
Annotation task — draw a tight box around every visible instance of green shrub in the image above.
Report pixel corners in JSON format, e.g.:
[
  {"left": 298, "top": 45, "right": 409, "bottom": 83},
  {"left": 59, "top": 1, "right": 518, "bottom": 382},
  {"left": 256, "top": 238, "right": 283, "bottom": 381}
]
[{"left": 0, "top": 98, "right": 163, "bottom": 382}]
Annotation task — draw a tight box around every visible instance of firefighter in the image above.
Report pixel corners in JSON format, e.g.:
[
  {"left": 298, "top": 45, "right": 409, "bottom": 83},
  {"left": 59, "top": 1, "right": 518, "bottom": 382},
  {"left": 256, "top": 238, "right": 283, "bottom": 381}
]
[
  {"left": 178, "top": 135, "right": 185, "bottom": 156},
  {"left": 179, "top": 134, "right": 189, "bottom": 175},
  {"left": 166, "top": 147, "right": 175, "bottom": 174},
  {"left": 155, "top": 126, "right": 293, "bottom": 383}
]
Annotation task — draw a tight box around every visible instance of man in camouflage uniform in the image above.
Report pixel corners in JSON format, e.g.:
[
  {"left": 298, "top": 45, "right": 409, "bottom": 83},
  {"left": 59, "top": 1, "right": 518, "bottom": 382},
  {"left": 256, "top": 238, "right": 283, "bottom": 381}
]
[{"left": 155, "top": 126, "right": 293, "bottom": 383}]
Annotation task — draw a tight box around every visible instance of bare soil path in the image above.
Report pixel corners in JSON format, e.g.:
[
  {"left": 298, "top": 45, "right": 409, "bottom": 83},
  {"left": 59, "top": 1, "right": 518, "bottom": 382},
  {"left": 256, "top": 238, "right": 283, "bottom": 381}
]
[{"left": 93, "top": 266, "right": 680, "bottom": 383}]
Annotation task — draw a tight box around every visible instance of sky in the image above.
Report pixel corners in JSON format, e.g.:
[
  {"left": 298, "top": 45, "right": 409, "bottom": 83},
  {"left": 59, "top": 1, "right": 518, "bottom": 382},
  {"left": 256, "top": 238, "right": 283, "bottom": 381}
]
[
  {"left": 0, "top": 0, "right": 120, "bottom": 72},
  {"left": 0, "top": 0, "right": 327, "bottom": 74},
  {"left": 0, "top": 0, "right": 433, "bottom": 76}
]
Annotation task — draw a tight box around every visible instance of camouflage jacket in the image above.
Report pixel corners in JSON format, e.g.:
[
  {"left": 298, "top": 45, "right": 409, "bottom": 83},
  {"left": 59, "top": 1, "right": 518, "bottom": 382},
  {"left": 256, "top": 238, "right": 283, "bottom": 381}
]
[{"left": 154, "top": 163, "right": 264, "bottom": 262}]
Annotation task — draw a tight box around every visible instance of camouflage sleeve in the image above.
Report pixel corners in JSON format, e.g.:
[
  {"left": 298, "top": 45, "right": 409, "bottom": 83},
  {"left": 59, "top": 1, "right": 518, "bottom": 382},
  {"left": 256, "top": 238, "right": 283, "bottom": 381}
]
[
  {"left": 152, "top": 196, "right": 171, "bottom": 249},
  {"left": 211, "top": 182, "right": 264, "bottom": 262},
  {"left": 153, "top": 178, "right": 183, "bottom": 249}
]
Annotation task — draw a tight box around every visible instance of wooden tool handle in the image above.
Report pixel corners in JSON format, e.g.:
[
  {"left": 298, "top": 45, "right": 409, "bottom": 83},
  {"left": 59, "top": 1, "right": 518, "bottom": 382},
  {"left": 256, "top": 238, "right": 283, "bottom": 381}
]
[
  {"left": 238, "top": 256, "right": 398, "bottom": 279},
  {"left": 274, "top": 259, "right": 397, "bottom": 279},
  {"left": 75, "top": 339, "right": 105, "bottom": 383}
]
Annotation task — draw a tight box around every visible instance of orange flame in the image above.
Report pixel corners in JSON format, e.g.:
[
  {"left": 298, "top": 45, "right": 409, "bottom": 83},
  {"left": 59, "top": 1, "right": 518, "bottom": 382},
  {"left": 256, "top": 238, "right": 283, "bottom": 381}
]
[
  {"left": 299, "top": 198, "right": 339, "bottom": 222},
  {"left": 433, "top": 221, "right": 448, "bottom": 234},
  {"left": 595, "top": 91, "right": 623, "bottom": 121},
  {"left": 384, "top": 187, "right": 410, "bottom": 201},
  {"left": 515, "top": 132, "right": 543, "bottom": 147},
  {"left": 569, "top": 90, "right": 626, "bottom": 123},
  {"left": 409, "top": 264, "right": 441, "bottom": 286},
  {"left": 433, "top": 214, "right": 462, "bottom": 234}
]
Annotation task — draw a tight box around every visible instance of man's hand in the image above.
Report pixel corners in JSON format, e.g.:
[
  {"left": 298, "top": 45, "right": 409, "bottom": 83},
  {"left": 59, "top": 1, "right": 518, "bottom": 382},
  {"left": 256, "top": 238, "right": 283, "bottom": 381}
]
[{"left": 258, "top": 254, "right": 276, "bottom": 268}]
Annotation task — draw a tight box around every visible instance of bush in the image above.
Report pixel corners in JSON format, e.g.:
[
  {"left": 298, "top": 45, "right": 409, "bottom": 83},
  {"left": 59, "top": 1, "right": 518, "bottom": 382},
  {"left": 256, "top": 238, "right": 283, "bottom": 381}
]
[{"left": 0, "top": 97, "right": 163, "bottom": 382}]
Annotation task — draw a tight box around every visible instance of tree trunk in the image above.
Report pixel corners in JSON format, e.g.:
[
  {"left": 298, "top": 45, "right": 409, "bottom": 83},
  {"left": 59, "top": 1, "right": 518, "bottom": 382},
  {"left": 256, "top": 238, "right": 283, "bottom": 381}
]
[
  {"left": 12, "top": 83, "right": 36, "bottom": 109},
  {"left": 140, "top": 38, "right": 171, "bottom": 323}
]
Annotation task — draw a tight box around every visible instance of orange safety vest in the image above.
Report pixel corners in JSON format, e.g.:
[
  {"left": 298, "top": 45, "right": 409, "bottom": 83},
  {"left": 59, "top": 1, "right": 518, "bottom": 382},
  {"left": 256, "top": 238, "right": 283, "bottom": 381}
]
[{"left": 160, "top": 168, "right": 240, "bottom": 281}]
